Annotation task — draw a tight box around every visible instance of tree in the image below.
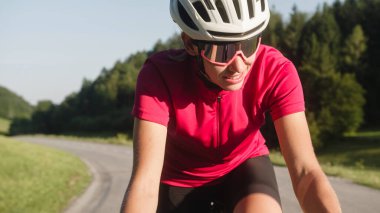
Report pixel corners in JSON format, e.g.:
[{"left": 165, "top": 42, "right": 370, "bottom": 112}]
[
  {"left": 262, "top": 10, "right": 284, "bottom": 47},
  {"left": 298, "top": 5, "right": 341, "bottom": 73},
  {"left": 332, "top": 0, "right": 380, "bottom": 125},
  {"left": 300, "top": 66, "right": 365, "bottom": 146},
  {"left": 280, "top": 5, "right": 308, "bottom": 65},
  {"left": 316, "top": 72, "right": 365, "bottom": 137},
  {"left": 31, "top": 100, "right": 55, "bottom": 133},
  {"left": 356, "top": 0, "right": 380, "bottom": 125},
  {"left": 297, "top": 5, "right": 365, "bottom": 147},
  {"left": 341, "top": 25, "right": 367, "bottom": 73}
]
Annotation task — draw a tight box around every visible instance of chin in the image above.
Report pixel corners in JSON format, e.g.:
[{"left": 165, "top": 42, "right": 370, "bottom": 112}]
[{"left": 221, "top": 83, "right": 243, "bottom": 91}]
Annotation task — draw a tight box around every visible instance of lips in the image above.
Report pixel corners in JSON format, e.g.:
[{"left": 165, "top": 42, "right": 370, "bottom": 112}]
[
  {"left": 225, "top": 75, "right": 241, "bottom": 80},
  {"left": 223, "top": 73, "right": 244, "bottom": 84}
]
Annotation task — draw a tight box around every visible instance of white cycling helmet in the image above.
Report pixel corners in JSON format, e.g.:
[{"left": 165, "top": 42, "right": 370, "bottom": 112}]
[{"left": 170, "top": 0, "right": 270, "bottom": 42}]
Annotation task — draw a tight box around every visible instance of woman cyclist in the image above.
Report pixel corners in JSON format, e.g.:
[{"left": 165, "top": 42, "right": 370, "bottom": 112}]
[{"left": 121, "top": 0, "right": 341, "bottom": 212}]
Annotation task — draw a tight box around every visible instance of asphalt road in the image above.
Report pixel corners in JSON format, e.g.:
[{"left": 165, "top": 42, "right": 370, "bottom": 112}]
[{"left": 16, "top": 136, "right": 380, "bottom": 213}]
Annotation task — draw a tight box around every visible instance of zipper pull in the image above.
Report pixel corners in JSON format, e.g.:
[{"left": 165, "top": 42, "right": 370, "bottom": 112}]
[{"left": 217, "top": 96, "right": 222, "bottom": 102}]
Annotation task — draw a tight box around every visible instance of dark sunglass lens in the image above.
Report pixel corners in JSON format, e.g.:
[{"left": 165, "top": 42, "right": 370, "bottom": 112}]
[
  {"left": 201, "top": 37, "right": 259, "bottom": 64},
  {"left": 215, "top": 44, "right": 227, "bottom": 63},
  {"left": 214, "top": 44, "right": 237, "bottom": 63},
  {"left": 203, "top": 44, "right": 213, "bottom": 57},
  {"left": 212, "top": 44, "right": 237, "bottom": 63},
  {"left": 202, "top": 44, "right": 226, "bottom": 63},
  {"left": 224, "top": 44, "right": 238, "bottom": 62},
  {"left": 241, "top": 37, "right": 259, "bottom": 56}
]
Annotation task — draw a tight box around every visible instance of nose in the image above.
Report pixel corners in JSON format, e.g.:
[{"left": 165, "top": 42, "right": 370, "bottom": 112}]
[{"left": 227, "top": 53, "right": 248, "bottom": 73}]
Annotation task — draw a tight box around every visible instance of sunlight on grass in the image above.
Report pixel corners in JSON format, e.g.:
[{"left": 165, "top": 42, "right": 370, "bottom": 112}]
[
  {"left": 270, "top": 129, "right": 380, "bottom": 189},
  {"left": 36, "top": 132, "right": 133, "bottom": 146},
  {"left": 345, "top": 130, "right": 380, "bottom": 138},
  {"left": 322, "top": 164, "right": 380, "bottom": 189},
  {"left": 0, "top": 136, "right": 91, "bottom": 213},
  {"left": 269, "top": 151, "right": 286, "bottom": 166}
]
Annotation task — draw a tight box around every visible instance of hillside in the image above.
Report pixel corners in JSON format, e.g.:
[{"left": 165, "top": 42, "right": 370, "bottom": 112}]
[{"left": 0, "top": 85, "right": 33, "bottom": 119}]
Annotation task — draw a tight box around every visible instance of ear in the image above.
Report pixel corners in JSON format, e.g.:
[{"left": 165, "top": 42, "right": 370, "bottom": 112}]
[{"left": 181, "top": 32, "right": 198, "bottom": 56}]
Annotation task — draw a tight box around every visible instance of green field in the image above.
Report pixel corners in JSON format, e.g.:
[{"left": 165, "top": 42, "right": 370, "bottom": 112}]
[
  {"left": 0, "top": 117, "right": 10, "bottom": 135},
  {"left": 0, "top": 136, "right": 91, "bottom": 213},
  {"left": 270, "top": 130, "right": 380, "bottom": 189},
  {"left": 38, "top": 132, "right": 133, "bottom": 146}
]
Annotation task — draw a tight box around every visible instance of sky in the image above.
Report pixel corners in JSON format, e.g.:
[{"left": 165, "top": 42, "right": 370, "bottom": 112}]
[{"left": 0, "top": 0, "right": 338, "bottom": 105}]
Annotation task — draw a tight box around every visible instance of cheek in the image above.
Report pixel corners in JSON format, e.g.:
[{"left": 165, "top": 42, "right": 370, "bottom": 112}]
[{"left": 204, "top": 63, "right": 224, "bottom": 81}]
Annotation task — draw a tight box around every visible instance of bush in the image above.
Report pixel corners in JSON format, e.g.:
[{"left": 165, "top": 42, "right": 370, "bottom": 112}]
[{"left": 301, "top": 68, "right": 365, "bottom": 147}]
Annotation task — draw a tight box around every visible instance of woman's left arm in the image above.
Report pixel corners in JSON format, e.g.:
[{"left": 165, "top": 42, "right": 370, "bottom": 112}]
[{"left": 274, "top": 111, "right": 342, "bottom": 213}]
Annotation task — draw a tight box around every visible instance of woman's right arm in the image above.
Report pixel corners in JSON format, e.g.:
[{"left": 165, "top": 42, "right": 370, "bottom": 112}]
[{"left": 121, "top": 118, "right": 168, "bottom": 213}]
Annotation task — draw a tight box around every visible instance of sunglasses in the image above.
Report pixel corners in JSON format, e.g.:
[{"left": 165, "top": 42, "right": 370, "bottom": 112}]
[{"left": 193, "top": 36, "right": 261, "bottom": 66}]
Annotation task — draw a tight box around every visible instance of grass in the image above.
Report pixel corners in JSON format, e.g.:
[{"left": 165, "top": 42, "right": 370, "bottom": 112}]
[
  {"left": 0, "top": 136, "right": 91, "bottom": 213},
  {"left": 345, "top": 130, "right": 380, "bottom": 140},
  {"left": 0, "top": 117, "right": 10, "bottom": 135},
  {"left": 270, "top": 129, "right": 380, "bottom": 189},
  {"left": 34, "top": 132, "right": 133, "bottom": 146}
]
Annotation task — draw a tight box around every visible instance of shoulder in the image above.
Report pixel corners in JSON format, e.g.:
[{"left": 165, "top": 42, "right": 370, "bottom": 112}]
[
  {"left": 140, "top": 49, "right": 196, "bottom": 78},
  {"left": 138, "top": 49, "right": 197, "bottom": 88},
  {"left": 147, "top": 49, "right": 191, "bottom": 69},
  {"left": 247, "top": 45, "right": 300, "bottom": 94},
  {"left": 252, "top": 45, "right": 297, "bottom": 80},
  {"left": 138, "top": 49, "right": 189, "bottom": 78},
  {"left": 255, "top": 45, "right": 292, "bottom": 69}
]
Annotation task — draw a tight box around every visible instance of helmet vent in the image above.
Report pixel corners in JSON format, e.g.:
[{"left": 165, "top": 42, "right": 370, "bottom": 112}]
[
  {"left": 204, "top": 0, "right": 215, "bottom": 10},
  {"left": 247, "top": 0, "right": 254, "bottom": 18},
  {"left": 215, "top": 0, "right": 230, "bottom": 23},
  {"left": 233, "top": 0, "right": 242, "bottom": 20},
  {"left": 260, "top": 0, "right": 266, "bottom": 12},
  {"left": 192, "top": 1, "right": 211, "bottom": 22},
  {"left": 178, "top": 1, "right": 199, "bottom": 30}
]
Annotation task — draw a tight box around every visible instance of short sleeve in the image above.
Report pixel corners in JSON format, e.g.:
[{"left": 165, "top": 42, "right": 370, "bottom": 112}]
[
  {"left": 268, "top": 62, "right": 305, "bottom": 121},
  {"left": 132, "top": 60, "right": 171, "bottom": 126}
]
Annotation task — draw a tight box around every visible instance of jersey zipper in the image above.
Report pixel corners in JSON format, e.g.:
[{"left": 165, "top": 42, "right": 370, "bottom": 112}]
[{"left": 216, "top": 95, "right": 222, "bottom": 160}]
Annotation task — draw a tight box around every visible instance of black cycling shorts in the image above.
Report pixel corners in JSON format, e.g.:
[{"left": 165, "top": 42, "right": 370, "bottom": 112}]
[{"left": 157, "top": 155, "right": 281, "bottom": 213}]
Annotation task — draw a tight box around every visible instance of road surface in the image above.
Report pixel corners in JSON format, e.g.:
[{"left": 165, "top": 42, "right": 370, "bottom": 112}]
[{"left": 16, "top": 136, "right": 380, "bottom": 213}]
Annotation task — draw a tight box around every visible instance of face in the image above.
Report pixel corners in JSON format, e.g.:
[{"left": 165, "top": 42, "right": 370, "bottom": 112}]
[
  {"left": 202, "top": 50, "right": 258, "bottom": 91},
  {"left": 182, "top": 33, "right": 260, "bottom": 91}
]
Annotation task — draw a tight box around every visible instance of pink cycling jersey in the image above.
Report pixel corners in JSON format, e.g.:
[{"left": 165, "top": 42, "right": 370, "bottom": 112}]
[{"left": 132, "top": 45, "right": 305, "bottom": 187}]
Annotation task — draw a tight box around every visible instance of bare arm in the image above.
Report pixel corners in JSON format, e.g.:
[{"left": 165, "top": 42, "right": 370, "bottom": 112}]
[
  {"left": 274, "top": 112, "right": 341, "bottom": 213},
  {"left": 121, "top": 118, "right": 167, "bottom": 213}
]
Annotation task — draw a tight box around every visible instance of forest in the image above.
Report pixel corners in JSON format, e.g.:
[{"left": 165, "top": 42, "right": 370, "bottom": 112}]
[{"left": 7, "top": 0, "right": 380, "bottom": 148}]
